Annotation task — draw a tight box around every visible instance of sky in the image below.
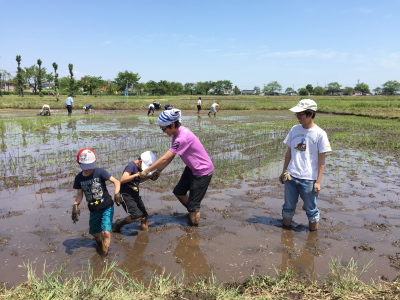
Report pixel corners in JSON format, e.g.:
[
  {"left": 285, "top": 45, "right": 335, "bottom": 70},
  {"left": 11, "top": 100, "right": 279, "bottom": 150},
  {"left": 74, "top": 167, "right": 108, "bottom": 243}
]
[{"left": 1, "top": 0, "right": 400, "bottom": 91}]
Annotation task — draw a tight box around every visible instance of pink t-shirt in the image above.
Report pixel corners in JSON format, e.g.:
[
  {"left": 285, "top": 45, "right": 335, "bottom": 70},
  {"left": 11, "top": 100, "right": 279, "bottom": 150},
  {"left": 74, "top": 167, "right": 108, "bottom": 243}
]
[{"left": 169, "top": 126, "right": 214, "bottom": 176}]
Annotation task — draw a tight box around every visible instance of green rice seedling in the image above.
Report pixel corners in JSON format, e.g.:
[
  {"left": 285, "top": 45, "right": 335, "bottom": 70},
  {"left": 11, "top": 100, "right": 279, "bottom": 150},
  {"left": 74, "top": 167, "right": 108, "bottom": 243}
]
[{"left": 328, "top": 257, "right": 373, "bottom": 294}]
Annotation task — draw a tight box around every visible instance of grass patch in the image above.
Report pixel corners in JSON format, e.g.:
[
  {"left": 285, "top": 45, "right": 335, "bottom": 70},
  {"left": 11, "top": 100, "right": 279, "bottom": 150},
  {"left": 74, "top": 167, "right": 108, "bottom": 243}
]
[{"left": 1, "top": 260, "right": 399, "bottom": 299}]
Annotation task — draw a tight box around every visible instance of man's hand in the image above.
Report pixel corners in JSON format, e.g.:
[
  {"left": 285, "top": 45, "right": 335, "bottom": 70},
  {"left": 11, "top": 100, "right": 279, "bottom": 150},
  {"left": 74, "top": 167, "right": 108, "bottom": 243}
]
[
  {"left": 72, "top": 204, "right": 80, "bottom": 223},
  {"left": 114, "top": 192, "right": 123, "bottom": 206},
  {"left": 150, "top": 171, "right": 160, "bottom": 181},
  {"left": 139, "top": 169, "right": 150, "bottom": 179},
  {"left": 279, "top": 171, "right": 291, "bottom": 184}
]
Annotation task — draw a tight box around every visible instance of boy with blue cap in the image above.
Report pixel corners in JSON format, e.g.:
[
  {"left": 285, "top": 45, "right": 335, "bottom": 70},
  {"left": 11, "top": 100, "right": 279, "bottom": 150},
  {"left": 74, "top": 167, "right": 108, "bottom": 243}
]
[{"left": 139, "top": 109, "right": 214, "bottom": 226}]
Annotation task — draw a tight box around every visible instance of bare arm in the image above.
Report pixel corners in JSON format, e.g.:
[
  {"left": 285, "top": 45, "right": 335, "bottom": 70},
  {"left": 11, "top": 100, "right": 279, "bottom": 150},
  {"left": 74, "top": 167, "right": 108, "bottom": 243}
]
[
  {"left": 145, "top": 150, "right": 176, "bottom": 173},
  {"left": 120, "top": 171, "right": 149, "bottom": 184},
  {"left": 314, "top": 152, "right": 326, "bottom": 191},
  {"left": 74, "top": 189, "right": 83, "bottom": 205},
  {"left": 108, "top": 176, "right": 121, "bottom": 194}
]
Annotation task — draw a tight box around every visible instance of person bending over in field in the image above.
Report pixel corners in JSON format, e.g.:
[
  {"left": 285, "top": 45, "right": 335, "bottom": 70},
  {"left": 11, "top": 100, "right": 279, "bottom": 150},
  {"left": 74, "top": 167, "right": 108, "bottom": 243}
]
[
  {"left": 139, "top": 109, "right": 214, "bottom": 226},
  {"left": 112, "top": 151, "right": 160, "bottom": 233}
]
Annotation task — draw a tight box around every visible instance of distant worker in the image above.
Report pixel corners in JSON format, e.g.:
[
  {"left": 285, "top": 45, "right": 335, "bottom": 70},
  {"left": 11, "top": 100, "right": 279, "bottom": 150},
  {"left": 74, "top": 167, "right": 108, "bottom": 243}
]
[
  {"left": 197, "top": 97, "right": 202, "bottom": 114},
  {"left": 153, "top": 102, "right": 161, "bottom": 111},
  {"left": 164, "top": 104, "right": 173, "bottom": 110},
  {"left": 66, "top": 94, "right": 74, "bottom": 116},
  {"left": 39, "top": 104, "right": 51, "bottom": 116},
  {"left": 148, "top": 103, "right": 155, "bottom": 116},
  {"left": 208, "top": 102, "right": 219, "bottom": 117},
  {"left": 83, "top": 104, "right": 93, "bottom": 114}
]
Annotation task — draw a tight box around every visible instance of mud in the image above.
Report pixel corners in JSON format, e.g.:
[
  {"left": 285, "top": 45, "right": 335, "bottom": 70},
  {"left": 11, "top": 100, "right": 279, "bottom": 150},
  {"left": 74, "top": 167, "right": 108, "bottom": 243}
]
[{"left": 0, "top": 109, "right": 399, "bottom": 287}]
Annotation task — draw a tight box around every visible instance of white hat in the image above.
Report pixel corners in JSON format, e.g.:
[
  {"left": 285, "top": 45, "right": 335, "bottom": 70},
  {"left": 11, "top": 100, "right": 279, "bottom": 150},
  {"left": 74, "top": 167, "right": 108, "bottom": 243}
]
[
  {"left": 140, "top": 151, "right": 157, "bottom": 170},
  {"left": 157, "top": 109, "right": 181, "bottom": 126},
  {"left": 76, "top": 148, "right": 96, "bottom": 170},
  {"left": 289, "top": 99, "right": 317, "bottom": 112}
]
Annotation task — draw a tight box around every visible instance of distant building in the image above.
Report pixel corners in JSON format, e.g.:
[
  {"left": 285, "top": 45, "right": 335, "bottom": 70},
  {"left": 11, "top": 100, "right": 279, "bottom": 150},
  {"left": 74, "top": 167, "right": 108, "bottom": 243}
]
[
  {"left": 241, "top": 89, "right": 256, "bottom": 95},
  {"left": 353, "top": 91, "right": 362, "bottom": 96}
]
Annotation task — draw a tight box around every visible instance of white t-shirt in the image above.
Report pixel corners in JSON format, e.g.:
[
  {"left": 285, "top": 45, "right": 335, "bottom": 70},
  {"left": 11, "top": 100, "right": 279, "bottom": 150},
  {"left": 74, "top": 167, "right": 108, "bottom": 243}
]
[
  {"left": 283, "top": 124, "right": 332, "bottom": 180},
  {"left": 197, "top": 99, "right": 201, "bottom": 105}
]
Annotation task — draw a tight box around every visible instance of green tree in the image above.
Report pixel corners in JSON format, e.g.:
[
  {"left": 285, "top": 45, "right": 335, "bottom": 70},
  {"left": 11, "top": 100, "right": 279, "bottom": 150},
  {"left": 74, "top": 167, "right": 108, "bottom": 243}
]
[
  {"left": 183, "top": 83, "right": 195, "bottom": 95},
  {"left": 342, "top": 86, "right": 354, "bottom": 95},
  {"left": 1, "top": 70, "right": 12, "bottom": 92},
  {"left": 298, "top": 88, "right": 309, "bottom": 96},
  {"left": 326, "top": 82, "right": 342, "bottom": 94},
  {"left": 254, "top": 86, "right": 261, "bottom": 95},
  {"left": 305, "top": 84, "right": 313, "bottom": 94},
  {"left": 105, "top": 81, "right": 118, "bottom": 95},
  {"left": 114, "top": 70, "right": 140, "bottom": 92},
  {"left": 168, "top": 81, "right": 183, "bottom": 95},
  {"left": 263, "top": 81, "right": 282, "bottom": 95},
  {"left": 195, "top": 81, "right": 214, "bottom": 95},
  {"left": 15, "top": 55, "right": 24, "bottom": 97},
  {"left": 52, "top": 62, "right": 60, "bottom": 101},
  {"left": 213, "top": 80, "right": 232, "bottom": 95},
  {"left": 58, "top": 76, "right": 70, "bottom": 91},
  {"left": 372, "top": 87, "right": 382, "bottom": 95},
  {"left": 285, "top": 87, "right": 295, "bottom": 95},
  {"left": 68, "top": 64, "right": 75, "bottom": 96},
  {"left": 382, "top": 80, "right": 400, "bottom": 95},
  {"left": 37, "top": 59, "right": 43, "bottom": 94},
  {"left": 79, "top": 75, "right": 104, "bottom": 95},
  {"left": 233, "top": 85, "right": 241, "bottom": 95},
  {"left": 354, "top": 82, "right": 370, "bottom": 94},
  {"left": 313, "top": 86, "right": 326, "bottom": 95}
]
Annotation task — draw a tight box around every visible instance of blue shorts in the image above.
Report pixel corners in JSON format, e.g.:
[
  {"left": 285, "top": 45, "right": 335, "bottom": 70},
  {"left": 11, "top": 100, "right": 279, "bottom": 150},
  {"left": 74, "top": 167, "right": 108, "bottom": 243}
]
[
  {"left": 89, "top": 206, "right": 114, "bottom": 234},
  {"left": 282, "top": 176, "right": 320, "bottom": 223}
]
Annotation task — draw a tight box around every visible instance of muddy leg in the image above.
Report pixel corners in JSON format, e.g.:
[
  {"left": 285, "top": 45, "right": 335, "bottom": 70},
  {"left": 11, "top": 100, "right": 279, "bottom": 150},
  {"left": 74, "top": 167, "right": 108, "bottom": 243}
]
[
  {"left": 283, "top": 218, "right": 292, "bottom": 227},
  {"left": 141, "top": 217, "right": 149, "bottom": 230},
  {"left": 309, "top": 222, "right": 319, "bottom": 231}
]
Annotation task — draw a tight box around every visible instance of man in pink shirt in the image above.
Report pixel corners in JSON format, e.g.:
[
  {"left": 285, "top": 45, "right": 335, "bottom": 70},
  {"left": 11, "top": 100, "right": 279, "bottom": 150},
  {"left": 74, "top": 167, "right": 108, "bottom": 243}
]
[{"left": 139, "top": 109, "right": 214, "bottom": 226}]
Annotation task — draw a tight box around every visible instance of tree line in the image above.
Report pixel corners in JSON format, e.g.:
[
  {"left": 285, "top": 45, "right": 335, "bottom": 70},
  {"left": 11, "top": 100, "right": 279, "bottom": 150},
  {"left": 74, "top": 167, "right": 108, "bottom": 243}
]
[{"left": 1, "top": 55, "right": 400, "bottom": 97}]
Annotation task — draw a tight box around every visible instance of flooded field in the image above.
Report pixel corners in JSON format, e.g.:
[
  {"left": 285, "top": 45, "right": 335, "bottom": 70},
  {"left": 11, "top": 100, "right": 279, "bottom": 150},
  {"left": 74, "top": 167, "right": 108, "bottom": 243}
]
[{"left": 0, "top": 108, "right": 399, "bottom": 287}]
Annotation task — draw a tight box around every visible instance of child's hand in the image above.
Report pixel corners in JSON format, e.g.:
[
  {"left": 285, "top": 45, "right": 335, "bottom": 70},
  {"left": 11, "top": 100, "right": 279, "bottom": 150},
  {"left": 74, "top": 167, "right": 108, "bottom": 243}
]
[
  {"left": 72, "top": 204, "right": 80, "bottom": 223},
  {"left": 114, "top": 192, "right": 123, "bottom": 206},
  {"left": 150, "top": 171, "right": 160, "bottom": 181}
]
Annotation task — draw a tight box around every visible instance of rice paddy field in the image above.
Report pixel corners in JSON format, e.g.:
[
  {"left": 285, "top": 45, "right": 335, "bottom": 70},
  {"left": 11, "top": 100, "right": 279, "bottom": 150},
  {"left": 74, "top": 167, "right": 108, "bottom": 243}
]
[{"left": 0, "top": 98, "right": 399, "bottom": 298}]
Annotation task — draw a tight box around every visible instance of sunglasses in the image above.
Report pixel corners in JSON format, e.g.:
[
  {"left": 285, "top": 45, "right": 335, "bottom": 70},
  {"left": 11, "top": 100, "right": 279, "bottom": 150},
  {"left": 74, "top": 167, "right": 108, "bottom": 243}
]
[{"left": 295, "top": 112, "right": 306, "bottom": 117}]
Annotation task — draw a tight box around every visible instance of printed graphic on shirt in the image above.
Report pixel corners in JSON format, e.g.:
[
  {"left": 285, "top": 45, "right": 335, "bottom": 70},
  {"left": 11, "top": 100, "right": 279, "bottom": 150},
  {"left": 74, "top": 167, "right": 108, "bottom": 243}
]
[
  {"left": 295, "top": 138, "right": 306, "bottom": 151},
  {"left": 172, "top": 141, "right": 180, "bottom": 150},
  {"left": 81, "top": 178, "right": 104, "bottom": 206}
]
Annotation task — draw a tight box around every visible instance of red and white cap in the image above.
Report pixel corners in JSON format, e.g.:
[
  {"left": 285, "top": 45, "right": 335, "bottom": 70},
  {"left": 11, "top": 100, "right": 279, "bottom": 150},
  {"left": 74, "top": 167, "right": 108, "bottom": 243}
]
[{"left": 76, "top": 148, "right": 96, "bottom": 170}]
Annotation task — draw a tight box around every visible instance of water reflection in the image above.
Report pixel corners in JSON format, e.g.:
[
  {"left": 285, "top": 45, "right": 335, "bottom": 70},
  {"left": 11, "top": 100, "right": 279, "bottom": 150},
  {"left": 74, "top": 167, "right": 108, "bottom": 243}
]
[
  {"left": 67, "top": 119, "right": 77, "bottom": 132},
  {"left": 280, "top": 229, "right": 318, "bottom": 282},
  {"left": 173, "top": 229, "right": 210, "bottom": 282},
  {"left": 197, "top": 116, "right": 202, "bottom": 129},
  {"left": 119, "top": 232, "right": 163, "bottom": 281}
]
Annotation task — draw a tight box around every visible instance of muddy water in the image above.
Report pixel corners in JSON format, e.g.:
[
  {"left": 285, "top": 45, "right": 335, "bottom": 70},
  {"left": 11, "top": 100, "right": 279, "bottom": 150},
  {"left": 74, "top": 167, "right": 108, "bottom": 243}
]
[{"left": 0, "top": 109, "right": 399, "bottom": 287}]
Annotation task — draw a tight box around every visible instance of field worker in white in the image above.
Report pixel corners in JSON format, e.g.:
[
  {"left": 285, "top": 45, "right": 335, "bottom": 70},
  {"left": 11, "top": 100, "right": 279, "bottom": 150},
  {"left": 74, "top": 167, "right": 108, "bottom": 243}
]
[
  {"left": 208, "top": 102, "right": 219, "bottom": 117},
  {"left": 39, "top": 104, "right": 51, "bottom": 116},
  {"left": 279, "top": 99, "right": 332, "bottom": 231}
]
